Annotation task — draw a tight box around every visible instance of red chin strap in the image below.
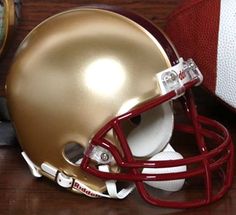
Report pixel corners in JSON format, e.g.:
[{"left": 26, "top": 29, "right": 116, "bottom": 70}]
[{"left": 81, "top": 83, "right": 234, "bottom": 208}]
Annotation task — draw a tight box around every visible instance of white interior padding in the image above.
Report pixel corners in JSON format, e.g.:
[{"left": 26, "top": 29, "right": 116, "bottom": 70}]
[
  {"left": 127, "top": 102, "right": 173, "bottom": 157},
  {"left": 142, "top": 149, "right": 186, "bottom": 192}
]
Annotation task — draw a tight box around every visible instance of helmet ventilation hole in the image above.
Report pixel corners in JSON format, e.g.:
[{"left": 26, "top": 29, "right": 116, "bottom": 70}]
[{"left": 63, "top": 142, "right": 84, "bottom": 165}]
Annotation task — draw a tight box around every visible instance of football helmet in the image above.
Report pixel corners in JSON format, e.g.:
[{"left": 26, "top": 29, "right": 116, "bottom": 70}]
[{"left": 6, "top": 6, "right": 234, "bottom": 208}]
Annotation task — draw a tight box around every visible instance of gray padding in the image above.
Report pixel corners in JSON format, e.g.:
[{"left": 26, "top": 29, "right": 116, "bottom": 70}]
[
  {"left": 0, "top": 97, "right": 10, "bottom": 121},
  {"left": 0, "top": 121, "right": 17, "bottom": 145}
]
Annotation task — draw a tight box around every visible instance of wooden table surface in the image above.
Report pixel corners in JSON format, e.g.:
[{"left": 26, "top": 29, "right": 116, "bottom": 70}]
[{"left": 0, "top": 1, "right": 235, "bottom": 215}]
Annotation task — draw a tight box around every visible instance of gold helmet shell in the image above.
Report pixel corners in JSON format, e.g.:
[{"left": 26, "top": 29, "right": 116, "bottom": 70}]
[
  {"left": 6, "top": 6, "right": 234, "bottom": 208},
  {"left": 6, "top": 7, "right": 176, "bottom": 192}
]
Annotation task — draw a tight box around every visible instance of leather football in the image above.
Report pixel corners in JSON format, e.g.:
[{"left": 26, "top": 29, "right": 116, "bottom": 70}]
[{"left": 165, "top": 0, "right": 236, "bottom": 111}]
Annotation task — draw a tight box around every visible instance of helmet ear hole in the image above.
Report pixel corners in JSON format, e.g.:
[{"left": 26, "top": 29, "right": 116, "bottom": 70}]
[{"left": 63, "top": 142, "right": 84, "bottom": 165}]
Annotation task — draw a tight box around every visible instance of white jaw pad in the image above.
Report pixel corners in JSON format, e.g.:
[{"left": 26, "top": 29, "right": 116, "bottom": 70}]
[
  {"left": 142, "top": 148, "right": 186, "bottom": 192},
  {"left": 127, "top": 102, "right": 173, "bottom": 157}
]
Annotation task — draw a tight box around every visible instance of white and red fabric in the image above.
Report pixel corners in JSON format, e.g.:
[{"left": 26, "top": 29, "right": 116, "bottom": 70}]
[{"left": 165, "top": 0, "right": 236, "bottom": 111}]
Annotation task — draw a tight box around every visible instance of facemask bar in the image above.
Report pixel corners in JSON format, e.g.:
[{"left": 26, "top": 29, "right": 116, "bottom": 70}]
[
  {"left": 81, "top": 59, "right": 234, "bottom": 208},
  {"left": 133, "top": 91, "right": 234, "bottom": 208}
]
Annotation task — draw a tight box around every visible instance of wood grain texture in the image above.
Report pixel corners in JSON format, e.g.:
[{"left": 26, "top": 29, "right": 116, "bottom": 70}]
[{"left": 0, "top": 0, "right": 181, "bottom": 96}]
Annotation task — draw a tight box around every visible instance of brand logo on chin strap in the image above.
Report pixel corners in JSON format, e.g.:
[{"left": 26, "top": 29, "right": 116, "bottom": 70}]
[{"left": 72, "top": 180, "right": 101, "bottom": 198}]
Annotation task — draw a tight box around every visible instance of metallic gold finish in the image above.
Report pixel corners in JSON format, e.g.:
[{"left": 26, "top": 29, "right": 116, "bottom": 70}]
[
  {"left": 0, "top": 0, "right": 15, "bottom": 57},
  {"left": 6, "top": 8, "right": 172, "bottom": 192}
]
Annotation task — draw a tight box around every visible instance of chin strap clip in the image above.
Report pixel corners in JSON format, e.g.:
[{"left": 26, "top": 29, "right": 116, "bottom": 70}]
[
  {"left": 56, "top": 172, "right": 73, "bottom": 188},
  {"left": 40, "top": 161, "right": 134, "bottom": 199},
  {"left": 41, "top": 162, "right": 74, "bottom": 188},
  {"left": 22, "top": 151, "right": 134, "bottom": 200},
  {"left": 156, "top": 58, "right": 203, "bottom": 99},
  {"left": 85, "top": 145, "right": 115, "bottom": 164}
]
